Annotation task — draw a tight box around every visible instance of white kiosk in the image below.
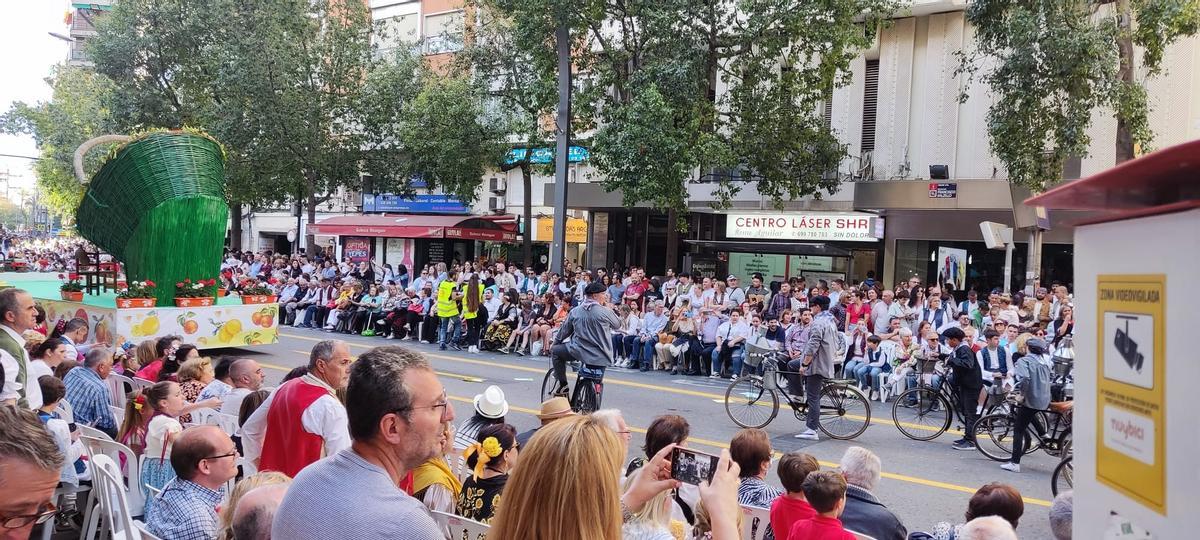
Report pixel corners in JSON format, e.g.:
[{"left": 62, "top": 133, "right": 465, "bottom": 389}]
[{"left": 1027, "top": 140, "right": 1200, "bottom": 539}]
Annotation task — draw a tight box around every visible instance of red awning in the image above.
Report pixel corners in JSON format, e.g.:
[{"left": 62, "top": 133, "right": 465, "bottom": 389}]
[
  {"left": 1026, "top": 140, "right": 1200, "bottom": 213},
  {"left": 309, "top": 214, "right": 517, "bottom": 242}
]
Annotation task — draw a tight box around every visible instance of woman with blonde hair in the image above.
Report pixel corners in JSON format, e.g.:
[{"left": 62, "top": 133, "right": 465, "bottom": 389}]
[
  {"left": 133, "top": 339, "right": 157, "bottom": 375},
  {"left": 176, "top": 357, "right": 214, "bottom": 423},
  {"left": 216, "top": 471, "right": 292, "bottom": 540},
  {"left": 486, "top": 415, "right": 743, "bottom": 540}
]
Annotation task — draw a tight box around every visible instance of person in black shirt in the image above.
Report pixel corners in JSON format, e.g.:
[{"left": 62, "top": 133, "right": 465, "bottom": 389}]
[{"left": 943, "top": 327, "right": 983, "bottom": 451}]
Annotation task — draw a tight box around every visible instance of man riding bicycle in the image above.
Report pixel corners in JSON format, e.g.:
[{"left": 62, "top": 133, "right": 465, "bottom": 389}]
[{"left": 550, "top": 282, "right": 621, "bottom": 397}]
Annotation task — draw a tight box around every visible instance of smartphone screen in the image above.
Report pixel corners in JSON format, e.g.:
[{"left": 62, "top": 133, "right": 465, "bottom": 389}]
[{"left": 670, "top": 447, "right": 719, "bottom": 485}]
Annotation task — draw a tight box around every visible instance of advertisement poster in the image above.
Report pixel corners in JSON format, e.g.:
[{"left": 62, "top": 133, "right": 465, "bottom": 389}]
[
  {"left": 1096, "top": 274, "right": 1166, "bottom": 514},
  {"left": 728, "top": 253, "right": 787, "bottom": 284},
  {"left": 935, "top": 247, "right": 967, "bottom": 290},
  {"left": 385, "top": 238, "right": 414, "bottom": 270},
  {"left": 343, "top": 236, "right": 372, "bottom": 263}
]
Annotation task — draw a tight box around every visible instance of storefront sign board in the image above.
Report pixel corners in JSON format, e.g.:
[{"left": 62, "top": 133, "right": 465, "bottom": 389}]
[
  {"left": 789, "top": 255, "right": 832, "bottom": 272},
  {"left": 725, "top": 213, "right": 881, "bottom": 242},
  {"left": 534, "top": 217, "right": 588, "bottom": 243},
  {"left": 343, "top": 236, "right": 372, "bottom": 263}
]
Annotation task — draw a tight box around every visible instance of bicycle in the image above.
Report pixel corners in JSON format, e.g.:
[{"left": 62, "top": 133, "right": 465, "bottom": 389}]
[
  {"left": 723, "top": 349, "right": 871, "bottom": 440},
  {"left": 541, "top": 356, "right": 607, "bottom": 414},
  {"left": 974, "top": 398, "right": 1073, "bottom": 462},
  {"left": 1051, "top": 442, "right": 1073, "bottom": 496},
  {"left": 890, "top": 355, "right": 1007, "bottom": 441}
]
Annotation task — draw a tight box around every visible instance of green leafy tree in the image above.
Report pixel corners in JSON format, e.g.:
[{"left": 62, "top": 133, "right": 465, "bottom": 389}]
[
  {"left": 457, "top": 4, "right": 559, "bottom": 265},
  {"left": 0, "top": 66, "right": 120, "bottom": 220},
  {"left": 961, "top": 0, "right": 1200, "bottom": 192},
  {"left": 485, "top": 0, "right": 897, "bottom": 222}
]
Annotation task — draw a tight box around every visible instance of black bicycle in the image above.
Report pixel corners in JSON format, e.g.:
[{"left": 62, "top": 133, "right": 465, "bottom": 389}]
[
  {"left": 974, "top": 398, "right": 1073, "bottom": 462},
  {"left": 723, "top": 350, "right": 871, "bottom": 440},
  {"left": 541, "top": 359, "right": 606, "bottom": 414},
  {"left": 890, "top": 355, "right": 1007, "bottom": 441}
]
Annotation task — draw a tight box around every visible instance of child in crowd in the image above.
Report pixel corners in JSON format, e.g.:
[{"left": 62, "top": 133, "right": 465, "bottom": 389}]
[
  {"left": 118, "top": 390, "right": 152, "bottom": 457},
  {"left": 976, "top": 329, "right": 1011, "bottom": 414},
  {"left": 769, "top": 451, "right": 821, "bottom": 540},
  {"left": 787, "top": 470, "right": 856, "bottom": 540},
  {"left": 140, "top": 381, "right": 187, "bottom": 511}
]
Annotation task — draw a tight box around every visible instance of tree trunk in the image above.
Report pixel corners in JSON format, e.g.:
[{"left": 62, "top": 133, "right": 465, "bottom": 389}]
[
  {"left": 305, "top": 172, "right": 318, "bottom": 255},
  {"left": 521, "top": 162, "right": 533, "bottom": 267},
  {"left": 229, "top": 202, "right": 243, "bottom": 251},
  {"left": 1115, "top": 0, "right": 1137, "bottom": 164}
]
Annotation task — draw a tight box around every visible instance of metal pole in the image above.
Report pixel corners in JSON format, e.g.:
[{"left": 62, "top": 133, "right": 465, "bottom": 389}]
[
  {"left": 550, "top": 20, "right": 571, "bottom": 275},
  {"left": 1003, "top": 242, "right": 1014, "bottom": 295}
]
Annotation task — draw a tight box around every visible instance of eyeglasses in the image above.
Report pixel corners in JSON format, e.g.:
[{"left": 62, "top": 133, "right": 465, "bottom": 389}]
[
  {"left": 1, "top": 502, "right": 57, "bottom": 529},
  {"left": 203, "top": 450, "right": 239, "bottom": 462},
  {"left": 397, "top": 390, "right": 451, "bottom": 419}
]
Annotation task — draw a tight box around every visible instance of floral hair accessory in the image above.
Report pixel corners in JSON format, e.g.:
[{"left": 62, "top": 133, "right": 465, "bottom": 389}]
[
  {"left": 133, "top": 393, "right": 147, "bottom": 412},
  {"left": 462, "top": 436, "right": 506, "bottom": 480}
]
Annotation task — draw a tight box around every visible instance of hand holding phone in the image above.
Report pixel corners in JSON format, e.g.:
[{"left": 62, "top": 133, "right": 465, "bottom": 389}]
[{"left": 670, "top": 447, "right": 720, "bottom": 486}]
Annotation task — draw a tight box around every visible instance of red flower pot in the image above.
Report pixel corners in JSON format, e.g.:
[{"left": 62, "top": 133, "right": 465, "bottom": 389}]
[
  {"left": 61, "top": 291, "right": 84, "bottom": 302},
  {"left": 240, "top": 295, "right": 278, "bottom": 305},
  {"left": 175, "top": 297, "right": 215, "bottom": 308},
  {"left": 217, "top": 288, "right": 227, "bottom": 297},
  {"left": 116, "top": 298, "right": 156, "bottom": 309}
]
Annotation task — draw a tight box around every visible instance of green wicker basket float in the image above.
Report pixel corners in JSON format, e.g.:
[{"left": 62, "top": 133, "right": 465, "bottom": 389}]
[{"left": 75, "top": 132, "right": 228, "bottom": 306}]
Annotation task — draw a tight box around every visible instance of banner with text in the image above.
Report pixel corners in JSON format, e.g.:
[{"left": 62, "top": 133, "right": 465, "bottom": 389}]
[{"left": 725, "top": 213, "right": 883, "bottom": 242}]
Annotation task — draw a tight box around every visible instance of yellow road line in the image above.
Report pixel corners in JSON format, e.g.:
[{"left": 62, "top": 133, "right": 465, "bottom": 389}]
[
  {"left": 258, "top": 358, "right": 1048, "bottom": 508},
  {"left": 281, "top": 332, "right": 951, "bottom": 435}
]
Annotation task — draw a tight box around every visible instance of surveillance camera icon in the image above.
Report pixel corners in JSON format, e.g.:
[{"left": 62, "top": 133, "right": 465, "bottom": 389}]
[{"left": 1114, "top": 315, "right": 1144, "bottom": 372}]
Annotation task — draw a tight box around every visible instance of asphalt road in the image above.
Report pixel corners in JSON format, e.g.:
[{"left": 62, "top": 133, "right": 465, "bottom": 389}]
[{"left": 222, "top": 328, "right": 1061, "bottom": 539}]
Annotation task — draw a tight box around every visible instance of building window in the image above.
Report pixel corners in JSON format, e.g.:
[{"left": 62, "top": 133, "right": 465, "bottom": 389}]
[
  {"left": 423, "top": 10, "right": 464, "bottom": 55},
  {"left": 374, "top": 14, "right": 419, "bottom": 58}
]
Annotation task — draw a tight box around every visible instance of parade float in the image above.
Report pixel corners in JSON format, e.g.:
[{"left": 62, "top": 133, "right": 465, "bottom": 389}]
[{"left": 13, "top": 130, "right": 279, "bottom": 349}]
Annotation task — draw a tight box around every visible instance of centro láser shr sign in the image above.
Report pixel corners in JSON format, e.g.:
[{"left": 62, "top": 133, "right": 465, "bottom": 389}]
[{"left": 726, "top": 213, "right": 882, "bottom": 242}]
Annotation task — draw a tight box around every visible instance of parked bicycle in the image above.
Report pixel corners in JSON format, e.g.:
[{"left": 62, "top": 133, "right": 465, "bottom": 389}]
[
  {"left": 1051, "top": 440, "right": 1073, "bottom": 496},
  {"left": 974, "top": 398, "right": 1073, "bottom": 463},
  {"left": 890, "top": 354, "right": 1007, "bottom": 441},
  {"left": 541, "top": 359, "right": 606, "bottom": 414},
  {"left": 723, "top": 349, "right": 871, "bottom": 440}
]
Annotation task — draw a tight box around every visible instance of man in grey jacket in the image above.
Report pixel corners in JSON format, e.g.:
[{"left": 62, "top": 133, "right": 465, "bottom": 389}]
[
  {"left": 550, "top": 282, "right": 621, "bottom": 396},
  {"left": 1002, "top": 338, "right": 1054, "bottom": 473},
  {"left": 796, "top": 295, "right": 843, "bottom": 440}
]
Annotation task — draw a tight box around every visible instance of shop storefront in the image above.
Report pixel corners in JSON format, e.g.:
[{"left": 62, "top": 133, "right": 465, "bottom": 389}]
[
  {"left": 683, "top": 212, "right": 885, "bottom": 286},
  {"left": 308, "top": 214, "right": 516, "bottom": 271}
]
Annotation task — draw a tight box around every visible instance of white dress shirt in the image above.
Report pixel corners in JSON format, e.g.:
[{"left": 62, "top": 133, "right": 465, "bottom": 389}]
[
  {"left": 0, "top": 325, "right": 38, "bottom": 408},
  {"left": 241, "top": 375, "right": 350, "bottom": 466}
]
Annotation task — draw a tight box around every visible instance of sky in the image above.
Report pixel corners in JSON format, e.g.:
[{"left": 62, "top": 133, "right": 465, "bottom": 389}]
[{"left": 0, "top": 0, "right": 72, "bottom": 193}]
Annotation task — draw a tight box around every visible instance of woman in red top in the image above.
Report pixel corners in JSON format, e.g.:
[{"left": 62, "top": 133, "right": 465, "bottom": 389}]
[{"left": 845, "top": 290, "right": 871, "bottom": 332}]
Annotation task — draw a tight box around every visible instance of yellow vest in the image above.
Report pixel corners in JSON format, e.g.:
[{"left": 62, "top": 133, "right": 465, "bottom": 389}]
[
  {"left": 462, "top": 287, "right": 485, "bottom": 320},
  {"left": 437, "top": 280, "right": 459, "bottom": 317}
]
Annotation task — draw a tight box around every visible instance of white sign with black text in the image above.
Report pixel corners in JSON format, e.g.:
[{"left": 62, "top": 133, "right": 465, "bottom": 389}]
[{"left": 725, "top": 212, "right": 883, "bottom": 242}]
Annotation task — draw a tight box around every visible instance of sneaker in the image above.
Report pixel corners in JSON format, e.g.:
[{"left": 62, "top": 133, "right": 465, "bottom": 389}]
[
  {"left": 498, "top": 347, "right": 511, "bottom": 354},
  {"left": 439, "top": 344, "right": 447, "bottom": 351},
  {"left": 553, "top": 385, "right": 569, "bottom": 397},
  {"left": 639, "top": 366, "right": 649, "bottom": 372},
  {"left": 794, "top": 429, "right": 820, "bottom": 441},
  {"left": 387, "top": 334, "right": 399, "bottom": 340},
  {"left": 420, "top": 340, "right": 430, "bottom": 344},
  {"left": 451, "top": 343, "right": 463, "bottom": 351},
  {"left": 951, "top": 440, "right": 976, "bottom": 451},
  {"left": 709, "top": 373, "right": 719, "bottom": 379},
  {"left": 515, "top": 349, "right": 526, "bottom": 356},
  {"left": 1000, "top": 462, "right": 1021, "bottom": 473},
  {"left": 469, "top": 345, "right": 479, "bottom": 354}
]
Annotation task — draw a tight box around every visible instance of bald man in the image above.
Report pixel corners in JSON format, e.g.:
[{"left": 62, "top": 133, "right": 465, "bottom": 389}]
[
  {"left": 233, "top": 483, "right": 290, "bottom": 540},
  {"left": 220, "top": 358, "right": 265, "bottom": 416},
  {"left": 146, "top": 426, "right": 239, "bottom": 540}
]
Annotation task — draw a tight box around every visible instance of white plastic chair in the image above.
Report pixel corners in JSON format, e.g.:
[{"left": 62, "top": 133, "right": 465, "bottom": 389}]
[
  {"left": 431, "top": 510, "right": 489, "bottom": 540},
  {"left": 107, "top": 373, "right": 135, "bottom": 407},
  {"left": 90, "top": 454, "right": 141, "bottom": 540},
  {"left": 739, "top": 505, "right": 771, "bottom": 540},
  {"left": 134, "top": 521, "right": 164, "bottom": 540},
  {"left": 110, "top": 405, "right": 126, "bottom": 426},
  {"left": 200, "top": 410, "right": 240, "bottom": 438},
  {"left": 78, "top": 424, "right": 113, "bottom": 442},
  {"left": 80, "top": 436, "right": 146, "bottom": 517},
  {"left": 130, "top": 377, "right": 155, "bottom": 393},
  {"left": 42, "top": 484, "right": 91, "bottom": 540}
]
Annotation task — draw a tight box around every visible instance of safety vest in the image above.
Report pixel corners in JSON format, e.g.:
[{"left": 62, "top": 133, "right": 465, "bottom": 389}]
[{"left": 436, "top": 280, "right": 460, "bottom": 317}]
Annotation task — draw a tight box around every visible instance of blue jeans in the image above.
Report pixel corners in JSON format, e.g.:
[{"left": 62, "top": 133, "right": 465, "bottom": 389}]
[
  {"left": 641, "top": 340, "right": 657, "bottom": 369},
  {"left": 852, "top": 364, "right": 874, "bottom": 389},
  {"left": 711, "top": 345, "right": 745, "bottom": 377},
  {"left": 611, "top": 335, "right": 626, "bottom": 357},
  {"left": 905, "top": 372, "right": 945, "bottom": 403},
  {"left": 438, "top": 314, "right": 462, "bottom": 346},
  {"left": 869, "top": 367, "right": 890, "bottom": 392},
  {"left": 623, "top": 335, "right": 640, "bottom": 361},
  {"left": 844, "top": 357, "right": 865, "bottom": 380}
]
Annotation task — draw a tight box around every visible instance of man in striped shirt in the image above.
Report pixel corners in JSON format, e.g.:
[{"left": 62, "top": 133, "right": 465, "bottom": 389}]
[{"left": 63, "top": 348, "right": 117, "bottom": 438}]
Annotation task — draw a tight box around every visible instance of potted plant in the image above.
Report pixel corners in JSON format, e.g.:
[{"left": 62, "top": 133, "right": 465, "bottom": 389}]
[
  {"left": 116, "top": 280, "right": 157, "bottom": 308},
  {"left": 239, "top": 278, "right": 279, "bottom": 304},
  {"left": 175, "top": 278, "right": 217, "bottom": 307},
  {"left": 58, "top": 273, "right": 84, "bottom": 301}
]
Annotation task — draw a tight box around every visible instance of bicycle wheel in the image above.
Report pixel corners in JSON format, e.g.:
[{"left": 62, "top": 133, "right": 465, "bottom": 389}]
[
  {"left": 818, "top": 383, "right": 871, "bottom": 440},
  {"left": 1051, "top": 456, "right": 1074, "bottom": 496},
  {"left": 572, "top": 378, "right": 600, "bottom": 414},
  {"left": 974, "top": 413, "right": 1018, "bottom": 461},
  {"left": 541, "top": 369, "right": 562, "bottom": 403},
  {"left": 891, "top": 388, "right": 951, "bottom": 441},
  {"left": 724, "top": 376, "right": 779, "bottom": 429}
]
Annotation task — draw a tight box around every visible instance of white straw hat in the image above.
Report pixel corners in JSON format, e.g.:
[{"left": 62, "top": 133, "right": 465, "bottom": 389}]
[{"left": 473, "top": 385, "right": 509, "bottom": 419}]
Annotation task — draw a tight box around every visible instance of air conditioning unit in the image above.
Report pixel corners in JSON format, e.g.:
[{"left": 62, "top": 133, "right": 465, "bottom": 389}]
[
  {"left": 488, "top": 196, "right": 506, "bottom": 212},
  {"left": 489, "top": 177, "right": 507, "bottom": 193}
]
